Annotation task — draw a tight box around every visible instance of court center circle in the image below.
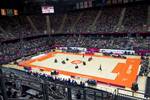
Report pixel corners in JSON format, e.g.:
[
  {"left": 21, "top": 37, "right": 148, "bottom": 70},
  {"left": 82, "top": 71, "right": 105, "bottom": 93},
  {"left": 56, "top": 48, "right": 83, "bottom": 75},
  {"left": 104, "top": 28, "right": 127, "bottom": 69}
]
[{"left": 71, "top": 60, "right": 83, "bottom": 64}]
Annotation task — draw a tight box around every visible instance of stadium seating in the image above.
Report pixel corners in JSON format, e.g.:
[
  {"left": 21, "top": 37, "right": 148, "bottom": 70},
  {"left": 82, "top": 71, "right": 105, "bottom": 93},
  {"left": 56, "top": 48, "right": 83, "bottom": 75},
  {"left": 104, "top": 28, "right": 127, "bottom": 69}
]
[
  {"left": 53, "top": 35, "right": 150, "bottom": 50},
  {"left": 0, "top": 3, "right": 150, "bottom": 100},
  {"left": 0, "top": 4, "right": 149, "bottom": 40},
  {"left": 139, "top": 57, "right": 150, "bottom": 76},
  {"left": 94, "top": 7, "right": 122, "bottom": 32},
  {"left": 121, "top": 5, "right": 148, "bottom": 32},
  {"left": 1, "top": 37, "right": 51, "bottom": 64},
  {"left": 1, "top": 35, "right": 150, "bottom": 64}
]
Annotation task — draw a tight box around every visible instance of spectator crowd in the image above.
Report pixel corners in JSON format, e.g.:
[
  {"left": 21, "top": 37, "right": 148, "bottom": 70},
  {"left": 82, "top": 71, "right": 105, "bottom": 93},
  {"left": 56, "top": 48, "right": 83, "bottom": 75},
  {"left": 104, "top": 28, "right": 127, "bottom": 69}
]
[
  {"left": 0, "top": 34, "right": 150, "bottom": 64},
  {"left": 0, "top": 4, "right": 149, "bottom": 40},
  {"left": 0, "top": 3, "right": 149, "bottom": 100},
  {"left": 0, "top": 37, "right": 51, "bottom": 64},
  {"left": 53, "top": 35, "right": 150, "bottom": 50}
]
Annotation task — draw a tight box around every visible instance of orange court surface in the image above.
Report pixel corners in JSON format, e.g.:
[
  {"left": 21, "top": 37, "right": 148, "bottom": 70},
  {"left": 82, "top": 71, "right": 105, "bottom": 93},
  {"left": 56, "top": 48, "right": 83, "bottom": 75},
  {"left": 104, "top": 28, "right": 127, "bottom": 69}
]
[{"left": 19, "top": 52, "right": 141, "bottom": 88}]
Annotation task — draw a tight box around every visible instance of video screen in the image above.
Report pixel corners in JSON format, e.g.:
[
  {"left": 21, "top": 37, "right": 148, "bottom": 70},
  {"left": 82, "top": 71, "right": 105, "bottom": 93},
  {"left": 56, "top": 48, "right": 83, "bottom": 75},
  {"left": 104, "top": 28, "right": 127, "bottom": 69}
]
[{"left": 41, "top": 6, "right": 54, "bottom": 14}]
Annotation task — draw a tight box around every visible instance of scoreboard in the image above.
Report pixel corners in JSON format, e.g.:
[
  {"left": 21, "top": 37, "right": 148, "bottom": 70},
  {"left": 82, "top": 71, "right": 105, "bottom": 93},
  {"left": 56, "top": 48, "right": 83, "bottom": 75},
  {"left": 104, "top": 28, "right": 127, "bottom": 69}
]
[
  {"left": 41, "top": 6, "right": 54, "bottom": 14},
  {"left": 1, "top": 9, "right": 18, "bottom": 16}
]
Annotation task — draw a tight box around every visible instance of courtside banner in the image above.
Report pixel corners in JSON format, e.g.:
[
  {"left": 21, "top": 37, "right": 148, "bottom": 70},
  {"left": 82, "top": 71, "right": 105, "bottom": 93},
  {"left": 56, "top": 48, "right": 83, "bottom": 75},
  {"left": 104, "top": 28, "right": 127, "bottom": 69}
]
[
  {"left": 57, "top": 47, "right": 87, "bottom": 52},
  {"left": 70, "top": 47, "right": 87, "bottom": 52},
  {"left": 87, "top": 48, "right": 100, "bottom": 53},
  {"left": 100, "top": 49, "right": 135, "bottom": 54},
  {"left": 57, "top": 47, "right": 68, "bottom": 50}
]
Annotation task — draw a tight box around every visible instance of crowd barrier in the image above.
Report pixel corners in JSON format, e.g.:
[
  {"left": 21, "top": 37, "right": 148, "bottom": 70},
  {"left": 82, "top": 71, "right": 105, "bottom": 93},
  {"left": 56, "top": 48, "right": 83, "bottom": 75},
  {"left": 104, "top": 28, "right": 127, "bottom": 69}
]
[
  {"left": 55, "top": 46, "right": 150, "bottom": 56},
  {"left": 55, "top": 47, "right": 136, "bottom": 55},
  {"left": 135, "top": 50, "right": 150, "bottom": 56}
]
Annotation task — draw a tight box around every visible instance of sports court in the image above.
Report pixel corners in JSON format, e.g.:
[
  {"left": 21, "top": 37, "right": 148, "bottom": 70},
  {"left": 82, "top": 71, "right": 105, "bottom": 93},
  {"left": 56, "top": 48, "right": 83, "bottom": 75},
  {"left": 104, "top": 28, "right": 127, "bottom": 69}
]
[{"left": 19, "top": 52, "right": 141, "bottom": 88}]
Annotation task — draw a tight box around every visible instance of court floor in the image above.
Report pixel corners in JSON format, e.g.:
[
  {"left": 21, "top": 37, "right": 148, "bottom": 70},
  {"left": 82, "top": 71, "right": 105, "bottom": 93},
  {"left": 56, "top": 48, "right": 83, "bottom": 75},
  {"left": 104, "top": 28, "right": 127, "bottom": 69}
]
[{"left": 19, "top": 52, "right": 141, "bottom": 88}]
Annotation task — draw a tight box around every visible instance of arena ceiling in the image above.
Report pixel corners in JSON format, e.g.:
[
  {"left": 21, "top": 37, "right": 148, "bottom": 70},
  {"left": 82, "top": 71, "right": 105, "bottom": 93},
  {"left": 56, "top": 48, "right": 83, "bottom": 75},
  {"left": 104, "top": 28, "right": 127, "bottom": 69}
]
[{"left": 0, "top": 0, "right": 147, "bottom": 7}]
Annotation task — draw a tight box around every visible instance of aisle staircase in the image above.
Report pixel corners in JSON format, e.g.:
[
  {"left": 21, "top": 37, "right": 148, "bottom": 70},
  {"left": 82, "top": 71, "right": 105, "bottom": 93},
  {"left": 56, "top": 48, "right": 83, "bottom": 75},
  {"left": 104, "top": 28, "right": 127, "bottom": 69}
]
[
  {"left": 26, "top": 16, "right": 39, "bottom": 33},
  {"left": 115, "top": 8, "right": 126, "bottom": 32},
  {"left": 88, "top": 10, "right": 102, "bottom": 32},
  {"left": 0, "top": 26, "right": 7, "bottom": 34},
  {"left": 46, "top": 15, "right": 51, "bottom": 34},
  {"left": 147, "top": 5, "right": 150, "bottom": 32},
  {"left": 0, "top": 26, "right": 15, "bottom": 39},
  {"left": 57, "top": 14, "right": 67, "bottom": 33},
  {"left": 71, "top": 12, "right": 83, "bottom": 33}
]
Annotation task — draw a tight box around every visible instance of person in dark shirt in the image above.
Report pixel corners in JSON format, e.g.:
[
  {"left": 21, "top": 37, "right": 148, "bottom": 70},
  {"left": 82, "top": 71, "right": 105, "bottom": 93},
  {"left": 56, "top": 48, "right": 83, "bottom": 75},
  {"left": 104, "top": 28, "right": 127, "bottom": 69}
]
[
  {"left": 98, "top": 64, "right": 102, "bottom": 71},
  {"left": 7, "top": 88, "right": 12, "bottom": 98},
  {"left": 12, "top": 91, "right": 17, "bottom": 98}
]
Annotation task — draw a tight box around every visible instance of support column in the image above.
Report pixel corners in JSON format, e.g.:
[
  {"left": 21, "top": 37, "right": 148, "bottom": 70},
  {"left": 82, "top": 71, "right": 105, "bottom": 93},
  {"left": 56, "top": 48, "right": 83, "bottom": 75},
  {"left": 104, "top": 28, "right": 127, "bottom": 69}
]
[
  {"left": 67, "top": 87, "right": 72, "bottom": 100},
  {"left": 83, "top": 89, "right": 86, "bottom": 100},
  {"left": 42, "top": 83, "right": 49, "bottom": 100},
  {"left": 0, "top": 68, "right": 8, "bottom": 100},
  {"left": 94, "top": 91, "right": 96, "bottom": 100}
]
